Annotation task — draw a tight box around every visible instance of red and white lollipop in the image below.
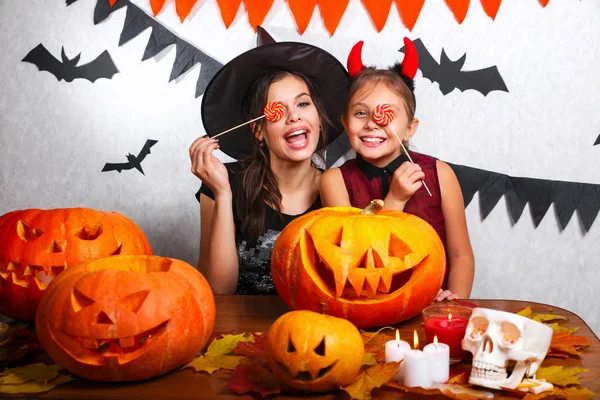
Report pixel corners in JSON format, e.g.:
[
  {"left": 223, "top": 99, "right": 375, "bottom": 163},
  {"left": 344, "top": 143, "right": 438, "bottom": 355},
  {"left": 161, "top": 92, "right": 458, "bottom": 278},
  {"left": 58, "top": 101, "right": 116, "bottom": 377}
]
[
  {"left": 372, "top": 104, "right": 432, "bottom": 197},
  {"left": 212, "top": 101, "right": 284, "bottom": 139}
]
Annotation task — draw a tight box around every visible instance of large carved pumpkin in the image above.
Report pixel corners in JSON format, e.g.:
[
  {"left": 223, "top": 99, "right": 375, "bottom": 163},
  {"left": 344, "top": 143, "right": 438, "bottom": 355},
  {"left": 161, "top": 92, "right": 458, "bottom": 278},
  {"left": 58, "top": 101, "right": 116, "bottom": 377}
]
[
  {"left": 265, "top": 310, "right": 364, "bottom": 392},
  {"left": 271, "top": 204, "right": 446, "bottom": 328},
  {"left": 0, "top": 208, "right": 152, "bottom": 320},
  {"left": 35, "top": 255, "right": 215, "bottom": 382}
]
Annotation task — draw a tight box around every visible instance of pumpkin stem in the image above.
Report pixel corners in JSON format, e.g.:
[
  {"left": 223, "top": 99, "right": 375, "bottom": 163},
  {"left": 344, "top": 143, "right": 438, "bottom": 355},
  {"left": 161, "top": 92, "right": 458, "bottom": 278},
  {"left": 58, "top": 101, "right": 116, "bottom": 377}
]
[{"left": 360, "top": 200, "right": 384, "bottom": 215}]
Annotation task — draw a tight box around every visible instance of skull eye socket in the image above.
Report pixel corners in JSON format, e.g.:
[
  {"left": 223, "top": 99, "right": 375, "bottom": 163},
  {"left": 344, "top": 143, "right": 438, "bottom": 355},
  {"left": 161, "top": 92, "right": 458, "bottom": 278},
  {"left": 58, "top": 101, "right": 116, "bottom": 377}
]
[
  {"left": 500, "top": 321, "right": 521, "bottom": 346},
  {"left": 287, "top": 336, "right": 296, "bottom": 353},
  {"left": 313, "top": 338, "right": 326, "bottom": 356},
  {"left": 468, "top": 316, "right": 489, "bottom": 340}
]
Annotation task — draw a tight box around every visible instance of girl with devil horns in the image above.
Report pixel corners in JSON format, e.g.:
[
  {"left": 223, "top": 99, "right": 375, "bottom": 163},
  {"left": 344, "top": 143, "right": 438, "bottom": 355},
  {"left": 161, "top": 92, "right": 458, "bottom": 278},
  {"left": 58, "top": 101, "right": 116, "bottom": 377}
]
[
  {"left": 190, "top": 42, "right": 350, "bottom": 295},
  {"left": 320, "top": 38, "right": 475, "bottom": 300}
]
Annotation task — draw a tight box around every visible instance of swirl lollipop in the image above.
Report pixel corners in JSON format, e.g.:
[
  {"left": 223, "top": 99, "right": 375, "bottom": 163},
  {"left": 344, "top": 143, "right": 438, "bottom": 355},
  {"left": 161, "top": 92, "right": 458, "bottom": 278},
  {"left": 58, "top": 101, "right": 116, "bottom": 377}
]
[
  {"left": 372, "top": 104, "right": 432, "bottom": 197},
  {"left": 212, "top": 102, "right": 284, "bottom": 139}
]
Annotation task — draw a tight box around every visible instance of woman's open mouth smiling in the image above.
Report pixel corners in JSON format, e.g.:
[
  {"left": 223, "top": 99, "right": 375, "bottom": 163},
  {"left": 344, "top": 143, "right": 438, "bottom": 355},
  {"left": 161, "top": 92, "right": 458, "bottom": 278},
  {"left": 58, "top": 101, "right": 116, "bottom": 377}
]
[{"left": 285, "top": 128, "right": 310, "bottom": 149}]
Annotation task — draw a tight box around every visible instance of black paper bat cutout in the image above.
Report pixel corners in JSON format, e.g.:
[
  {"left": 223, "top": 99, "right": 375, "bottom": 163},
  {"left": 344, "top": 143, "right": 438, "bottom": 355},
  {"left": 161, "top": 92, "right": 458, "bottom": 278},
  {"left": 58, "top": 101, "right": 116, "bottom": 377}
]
[
  {"left": 22, "top": 44, "right": 119, "bottom": 83},
  {"left": 400, "top": 38, "right": 508, "bottom": 96},
  {"left": 102, "top": 140, "right": 158, "bottom": 175}
]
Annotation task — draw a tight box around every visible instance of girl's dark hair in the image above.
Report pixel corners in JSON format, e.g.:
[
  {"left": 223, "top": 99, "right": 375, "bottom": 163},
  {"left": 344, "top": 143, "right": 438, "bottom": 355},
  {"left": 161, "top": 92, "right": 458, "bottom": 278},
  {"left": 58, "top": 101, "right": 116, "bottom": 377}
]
[{"left": 237, "top": 70, "right": 332, "bottom": 240}]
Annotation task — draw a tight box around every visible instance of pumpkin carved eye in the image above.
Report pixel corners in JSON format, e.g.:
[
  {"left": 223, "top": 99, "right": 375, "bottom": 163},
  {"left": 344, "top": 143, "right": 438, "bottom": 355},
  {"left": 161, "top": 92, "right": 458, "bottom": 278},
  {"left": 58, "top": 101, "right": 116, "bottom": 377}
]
[
  {"left": 17, "top": 220, "right": 43, "bottom": 242},
  {"left": 71, "top": 288, "right": 95, "bottom": 312},
  {"left": 314, "top": 338, "right": 326, "bottom": 356},
  {"left": 119, "top": 290, "right": 150, "bottom": 313},
  {"left": 287, "top": 336, "right": 296, "bottom": 353},
  {"left": 73, "top": 223, "right": 103, "bottom": 240}
]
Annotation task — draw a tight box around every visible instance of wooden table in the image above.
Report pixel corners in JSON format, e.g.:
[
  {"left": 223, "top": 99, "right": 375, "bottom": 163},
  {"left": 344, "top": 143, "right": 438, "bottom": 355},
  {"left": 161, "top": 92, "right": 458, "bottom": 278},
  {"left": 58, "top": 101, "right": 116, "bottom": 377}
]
[{"left": 3, "top": 296, "right": 599, "bottom": 399}]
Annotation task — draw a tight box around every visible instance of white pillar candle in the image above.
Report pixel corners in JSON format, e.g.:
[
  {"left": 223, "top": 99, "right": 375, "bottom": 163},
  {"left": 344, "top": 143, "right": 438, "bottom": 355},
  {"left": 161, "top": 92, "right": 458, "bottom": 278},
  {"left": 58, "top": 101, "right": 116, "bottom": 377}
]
[
  {"left": 403, "top": 330, "right": 433, "bottom": 388},
  {"left": 423, "top": 336, "right": 450, "bottom": 383},
  {"left": 384, "top": 330, "right": 411, "bottom": 380}
]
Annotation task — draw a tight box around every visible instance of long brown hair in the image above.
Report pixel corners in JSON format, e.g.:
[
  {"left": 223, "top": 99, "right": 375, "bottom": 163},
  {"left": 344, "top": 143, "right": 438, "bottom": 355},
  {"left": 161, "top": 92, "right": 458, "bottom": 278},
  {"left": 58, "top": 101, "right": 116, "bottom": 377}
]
[{"left": 238, "top": 70, "right": 332, "bottom": 240}]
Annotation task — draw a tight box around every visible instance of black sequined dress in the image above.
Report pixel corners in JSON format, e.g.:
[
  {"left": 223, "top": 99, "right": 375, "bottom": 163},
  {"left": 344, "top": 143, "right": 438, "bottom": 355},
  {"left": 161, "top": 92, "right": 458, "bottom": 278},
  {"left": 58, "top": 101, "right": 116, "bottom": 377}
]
[{"left": 196, "top": 162, "right": 321, "bottom": 295}]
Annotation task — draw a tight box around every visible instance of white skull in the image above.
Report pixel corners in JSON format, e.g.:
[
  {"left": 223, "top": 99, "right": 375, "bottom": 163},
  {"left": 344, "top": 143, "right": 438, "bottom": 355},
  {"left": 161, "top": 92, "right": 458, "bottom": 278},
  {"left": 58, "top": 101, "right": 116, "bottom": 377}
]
[{"left": 461, "top": 308, "right": 553, "bottom": 390}]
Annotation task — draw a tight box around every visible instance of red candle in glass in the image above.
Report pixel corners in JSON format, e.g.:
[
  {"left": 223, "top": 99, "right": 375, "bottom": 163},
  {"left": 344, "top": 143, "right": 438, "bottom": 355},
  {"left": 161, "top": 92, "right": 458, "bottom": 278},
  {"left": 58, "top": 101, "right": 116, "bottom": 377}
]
[{"left": 422, "top": 304, "right": 472, "bottom": 363}]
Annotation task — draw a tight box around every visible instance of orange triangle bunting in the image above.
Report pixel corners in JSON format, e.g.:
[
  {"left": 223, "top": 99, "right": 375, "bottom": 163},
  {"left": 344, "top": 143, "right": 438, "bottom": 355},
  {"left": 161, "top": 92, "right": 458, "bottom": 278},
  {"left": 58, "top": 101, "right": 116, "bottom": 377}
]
[
  {"left": 244, "top": 0, "right": 275, "bottom": 32},
  {"left": 361, "top": 0, "right": 393, "bottom": 32},
  {"left": 217, "top": 0, "right": 243, "bottom": 28},
  {"left": 444, "top": 0, "right": 470, "bottom": 24},
  {"left": 394, "top": 0, "right": 425, "bottom": 31},
  {"left": 480, "top": 0, "right": 502, "bottom": 20},
  {"left": 318, "top": 0, "right": 350, "bottom": 36},
  {"left": 176, "top": 0, "right": 198, "bottom": 21},
  {"left": 109, "top": 0, "right": 118, "bottom": 6},
  {"left": 538, "top": 0, "right": 550, "bottom": 6},
  {"left": 287, "top": 0, "right": 318, "bottom": 34},
  {"left": 149, "top": 0, "right": 166, "bottom": 15}
]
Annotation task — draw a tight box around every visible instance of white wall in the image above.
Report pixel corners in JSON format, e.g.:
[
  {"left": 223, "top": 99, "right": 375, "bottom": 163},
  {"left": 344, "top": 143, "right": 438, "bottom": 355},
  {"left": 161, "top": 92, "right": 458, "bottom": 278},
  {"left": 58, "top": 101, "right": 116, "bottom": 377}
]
[{"left": 1, "top": 0, "right": 598, "bottom": 335}]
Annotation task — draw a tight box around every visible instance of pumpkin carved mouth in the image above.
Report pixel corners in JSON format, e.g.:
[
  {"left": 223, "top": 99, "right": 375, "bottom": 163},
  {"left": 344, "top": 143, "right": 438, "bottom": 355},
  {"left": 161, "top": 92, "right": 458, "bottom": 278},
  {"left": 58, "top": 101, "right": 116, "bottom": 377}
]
[
  {"left": 276, "top": 360, "right": 337, "bottom": 381},
  {"left": 51, "top": 320, "right": 169, "bottom": 366},
  {"left": 302, "top": 221, "right": 428, "bottom": 300}
]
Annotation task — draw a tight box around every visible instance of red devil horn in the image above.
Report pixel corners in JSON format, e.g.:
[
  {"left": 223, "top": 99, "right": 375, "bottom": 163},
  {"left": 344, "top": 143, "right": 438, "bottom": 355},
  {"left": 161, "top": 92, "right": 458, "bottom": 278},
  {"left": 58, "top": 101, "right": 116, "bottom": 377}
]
[
  {"left": 400, "top": 37, "right": 418, "bottom": 79},
  {"left": 347, "top": 41, "right": 365, "bottom": 78}
]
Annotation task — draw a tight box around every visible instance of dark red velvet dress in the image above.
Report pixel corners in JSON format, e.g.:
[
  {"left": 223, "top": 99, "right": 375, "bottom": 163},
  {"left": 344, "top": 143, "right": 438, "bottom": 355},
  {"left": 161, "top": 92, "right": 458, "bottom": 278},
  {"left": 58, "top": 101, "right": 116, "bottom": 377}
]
[{"left": 339, "top": 152, "right": 449, "bottom": 288}]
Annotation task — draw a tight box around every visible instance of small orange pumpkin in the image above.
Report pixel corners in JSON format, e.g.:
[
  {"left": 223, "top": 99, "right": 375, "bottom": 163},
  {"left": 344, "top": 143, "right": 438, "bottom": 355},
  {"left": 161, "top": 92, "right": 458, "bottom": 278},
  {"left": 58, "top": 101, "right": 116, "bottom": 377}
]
[
  {"left": 271, "top": 204, "right": 446, "bottom": 328},
  {"left": 0, "top": 208, "right": 152, "bottom": 320},
  {"left": 265, "top": 310, "right": 364, "bottom": 392},
  {"left": 35, "top": 255, "right": 215, "bottom": 382}
]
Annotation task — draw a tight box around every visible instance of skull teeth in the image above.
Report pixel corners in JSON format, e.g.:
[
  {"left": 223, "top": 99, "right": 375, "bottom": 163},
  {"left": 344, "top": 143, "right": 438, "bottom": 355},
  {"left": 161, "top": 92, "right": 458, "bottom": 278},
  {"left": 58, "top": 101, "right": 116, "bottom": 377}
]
[{"left": 471, "top": 360, "right": 507, "bottom": 381}]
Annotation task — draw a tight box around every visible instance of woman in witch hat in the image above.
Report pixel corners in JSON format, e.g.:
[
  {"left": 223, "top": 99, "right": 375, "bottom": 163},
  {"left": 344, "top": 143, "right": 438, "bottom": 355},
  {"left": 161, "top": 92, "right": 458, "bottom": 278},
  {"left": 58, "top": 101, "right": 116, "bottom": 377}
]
[{"left": 190, "top": 42, "right": 349, "bottom": 295}]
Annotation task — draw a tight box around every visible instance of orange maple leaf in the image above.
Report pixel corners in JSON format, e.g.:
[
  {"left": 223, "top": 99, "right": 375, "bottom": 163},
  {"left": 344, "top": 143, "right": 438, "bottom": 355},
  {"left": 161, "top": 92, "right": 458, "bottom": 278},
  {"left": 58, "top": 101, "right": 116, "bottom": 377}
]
[
  {"left": 226, "top": 363, "right": 282, "bottom": 398},
  {"left": 385, "top": 380, "right": 492, "bottom": 399},
  {"left": 361, "top": 329, "right": 395, "bottom": 363},
  {"left": 549, "top": 331, "right": 591, "bottom": 358},
  {"left": 341, "top": 362, "right": 399, "bottom": 400}
]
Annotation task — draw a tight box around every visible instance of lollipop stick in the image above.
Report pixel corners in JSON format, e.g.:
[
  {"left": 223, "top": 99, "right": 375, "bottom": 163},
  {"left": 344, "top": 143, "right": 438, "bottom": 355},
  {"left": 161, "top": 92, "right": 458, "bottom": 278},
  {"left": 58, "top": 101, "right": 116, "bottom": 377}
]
[
  {"left": 387, "top": 124, "right": 433, "bottom": 197},
  {"left": 211, "top": 115, "right": 265, "bottom": 139}
]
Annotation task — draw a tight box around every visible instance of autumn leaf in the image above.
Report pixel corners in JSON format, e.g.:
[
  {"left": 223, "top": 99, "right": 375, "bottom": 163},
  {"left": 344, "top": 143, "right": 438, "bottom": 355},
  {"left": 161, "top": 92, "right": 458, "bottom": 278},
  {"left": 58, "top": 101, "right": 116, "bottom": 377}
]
[
  {"left": 385, "top": 380, "right": 493, "bottom": 399},
  {"left": 535, "top": 366, "right": 588, "bottom": 387},
  {"left": 341, "top": 361, "right": 399, "bottom": 400},
  {"left": 447, "top": 371, "right": 470, "bottom": 385},
  {"left": 361, "top": 329, "right": 395, "bottom": 362},
  {"left": 226, "top": 363, "right": 282, "bottom": 398},
  {"left": 549, "top": 331, "right": 591, "bottom": 358},
  {"left": 182, "top": 333, "right": 253, "bottom": 374},
  {"left": 362, "top": 352, "right": 377, "bottom": 367},
  {"left": 521, "top": 386, "right": 595, "bottom": 399},
  {"left": 0, "top": 363, "right": 73, "bottom": 394},
  {"left": 546, "top": 323, "right": 579, "bottom": 334},
  {"left": 233, "top": 333, "right": 267, "bottom": 365},
  {"left": 517, "top": 306, "right": 566, "bottom": 323}
]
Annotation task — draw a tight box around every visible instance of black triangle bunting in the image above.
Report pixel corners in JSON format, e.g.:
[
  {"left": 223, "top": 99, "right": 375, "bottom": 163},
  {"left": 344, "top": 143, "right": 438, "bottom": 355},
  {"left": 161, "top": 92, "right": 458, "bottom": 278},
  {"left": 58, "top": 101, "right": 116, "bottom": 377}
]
[
  {"left": 594, "top": 133, "right": 600, "bottom": 146},
  {"left": 79, "top": 0, "right": 222, "bottom": 97},
  {"left": 447, "top": 163, "right": 600, "bottom": 232}
]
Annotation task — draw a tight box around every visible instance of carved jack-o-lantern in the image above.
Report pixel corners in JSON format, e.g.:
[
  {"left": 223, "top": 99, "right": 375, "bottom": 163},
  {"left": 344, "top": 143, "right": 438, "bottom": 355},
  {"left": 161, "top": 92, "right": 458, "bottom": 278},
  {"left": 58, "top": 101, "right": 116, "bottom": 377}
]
[
  {"left": 35, "top": 255, "right": 215, "bottom": 382},
  {"left": 265, "top": 310, "right": 364, "bottom": 392},
  {"left": 0, "top": 208, "right": 152, "bottom": 320},
  {"left": 272, "top": 205, "right": 446, "bottom": 328}
]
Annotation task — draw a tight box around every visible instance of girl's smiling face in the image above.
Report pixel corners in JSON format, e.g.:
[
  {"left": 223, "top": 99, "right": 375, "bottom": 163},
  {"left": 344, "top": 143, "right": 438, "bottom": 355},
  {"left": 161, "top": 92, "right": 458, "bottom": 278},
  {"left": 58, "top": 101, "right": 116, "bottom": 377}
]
[
  {"left": 344, "top": 82, "right": 419, "bottom": 167},
  {"left": 256, "top": 75, "right": 322, "bottom": 164}
]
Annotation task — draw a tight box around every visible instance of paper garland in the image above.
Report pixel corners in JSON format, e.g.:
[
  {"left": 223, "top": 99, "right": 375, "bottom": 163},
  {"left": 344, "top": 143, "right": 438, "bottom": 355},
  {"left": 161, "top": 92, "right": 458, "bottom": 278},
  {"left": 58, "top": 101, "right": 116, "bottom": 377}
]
[
  {"left": 594, "top": 134, "right": 600, "bottom": 146},
  {"left": 108, "top": 0, "right": 562, "bottom": 35},
  {"left": 85, "top": 0, "right": 222, "bottom": 97}
]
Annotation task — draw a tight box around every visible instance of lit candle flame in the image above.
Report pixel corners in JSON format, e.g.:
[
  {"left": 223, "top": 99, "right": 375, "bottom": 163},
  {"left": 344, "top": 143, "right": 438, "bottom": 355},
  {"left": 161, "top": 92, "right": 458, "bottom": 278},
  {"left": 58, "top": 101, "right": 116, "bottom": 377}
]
[
  {"left": 448, "top": 313, "right": 453, "bottom": 322},
  {"left": 434, "top": 335, "right": 438, "bottom": 345},
  {"left": 413, "top": 330, "right": 419, "bottom": 349},
  {"left": 396, "top": 329, "right": 400, "bottom": 341}
]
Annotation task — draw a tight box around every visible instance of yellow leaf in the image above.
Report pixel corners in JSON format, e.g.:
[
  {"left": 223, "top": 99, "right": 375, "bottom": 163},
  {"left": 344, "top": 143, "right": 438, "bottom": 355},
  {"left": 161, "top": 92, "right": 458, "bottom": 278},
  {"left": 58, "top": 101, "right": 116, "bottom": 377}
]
[
  {"left": 536, "top": 366, "right": 588, "bottom": 387},
  {"left": 523, "top": 385, "right": 595, "bottom": 399},
  {"left": 362, "top": 353, "right": 377, "bottom": 367},
  {"left": 182, "top": 354, "right": 246, "bottom": 374},
  {"left": 532, "top": 313, "right": 566, "bottom": 323},
  {"left": 517, "top": 306, "right": 533, "bottom": 317},
  {"left": 546, "top": 323, "right": 579, "bottom": 334},
  {"left": 341, "top": 362, "right": 399, "bottom": 400},
  {"left": 0, "top": 363, "right": 61, "bottom": 384},
  {"left": 0, "top": 374, "right": 73, "bottom": 394},
  {"left": 182, "top": 333, "right": 253, "bottom": 374}
]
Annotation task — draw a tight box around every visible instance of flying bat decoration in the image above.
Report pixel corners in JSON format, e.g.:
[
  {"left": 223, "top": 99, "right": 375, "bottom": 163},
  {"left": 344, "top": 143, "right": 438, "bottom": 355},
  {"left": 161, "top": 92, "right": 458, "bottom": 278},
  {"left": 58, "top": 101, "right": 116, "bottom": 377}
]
[
  {"left": 22, "top": 44, "right": 119, "bottom": 83},
  {"left": 102, "top": 139, "right": 158, "bottom": 175},
  {"left": 400, "top": 38, "right": 508, "bottom": 96}
]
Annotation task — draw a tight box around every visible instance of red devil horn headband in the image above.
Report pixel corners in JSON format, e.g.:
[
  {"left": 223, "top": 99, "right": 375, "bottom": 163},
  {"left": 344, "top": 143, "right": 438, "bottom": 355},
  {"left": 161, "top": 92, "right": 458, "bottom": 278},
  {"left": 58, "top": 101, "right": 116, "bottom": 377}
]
[{"left": 346, "top": 37, "right": 418, "bottom": 79}]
